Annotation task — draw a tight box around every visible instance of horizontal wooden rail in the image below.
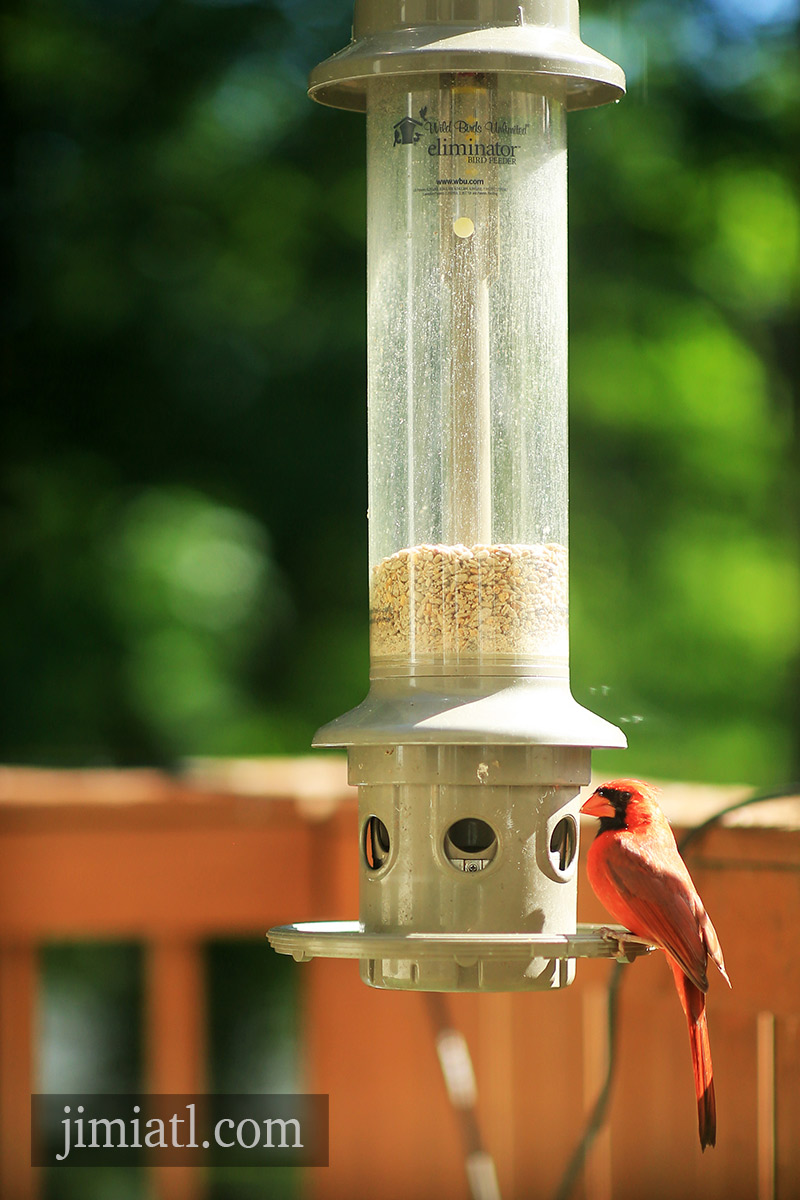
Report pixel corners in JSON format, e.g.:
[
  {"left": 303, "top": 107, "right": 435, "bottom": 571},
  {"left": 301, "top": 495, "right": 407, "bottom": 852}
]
[{"left": 0, "top": 762, "right": 797, "bottom": 1200}]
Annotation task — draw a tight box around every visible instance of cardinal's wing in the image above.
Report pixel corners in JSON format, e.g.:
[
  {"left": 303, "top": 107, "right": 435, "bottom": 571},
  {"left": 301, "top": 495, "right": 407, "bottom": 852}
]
[{"left": 602, "top": 841, "right": 711, "bottom": 992}]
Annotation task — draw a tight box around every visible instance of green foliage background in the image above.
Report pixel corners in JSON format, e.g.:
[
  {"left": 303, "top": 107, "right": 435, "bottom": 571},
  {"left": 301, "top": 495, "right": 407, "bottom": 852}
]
[{"left": 4, "top": 0, "right": 799, "bottom": 785}]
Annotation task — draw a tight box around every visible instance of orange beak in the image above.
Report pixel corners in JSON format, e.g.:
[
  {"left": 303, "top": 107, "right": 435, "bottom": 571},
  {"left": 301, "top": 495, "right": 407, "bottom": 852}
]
[{"left": 580, "top": 791, "right": 616, "bottom": 819}]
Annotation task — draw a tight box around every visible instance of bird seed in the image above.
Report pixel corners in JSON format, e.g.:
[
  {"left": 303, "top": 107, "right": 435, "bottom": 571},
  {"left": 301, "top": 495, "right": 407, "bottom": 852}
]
[{"left": 370, "top": 542, "right": 568, "bottom": 661}]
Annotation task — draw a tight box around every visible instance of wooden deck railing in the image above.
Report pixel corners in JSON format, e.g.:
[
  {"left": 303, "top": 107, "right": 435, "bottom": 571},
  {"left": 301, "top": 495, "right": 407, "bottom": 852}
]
[{"left": 0, "top": 762, "right": 798, "bottom": 1200}]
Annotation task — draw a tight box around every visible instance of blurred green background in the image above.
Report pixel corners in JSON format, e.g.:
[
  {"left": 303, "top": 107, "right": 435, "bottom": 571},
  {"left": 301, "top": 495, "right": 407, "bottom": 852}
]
[
  {"left": 3, "top": 0, "right": 798, "bottom": 784},
  {"left": 2, "top": 0, "right": 798, "bottom": 1195}
]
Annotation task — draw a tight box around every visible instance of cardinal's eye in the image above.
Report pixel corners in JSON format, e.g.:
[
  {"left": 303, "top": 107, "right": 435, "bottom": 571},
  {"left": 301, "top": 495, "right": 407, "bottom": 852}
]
[{"left": 597, "top": 785, "right": 632, "bottom": 806}]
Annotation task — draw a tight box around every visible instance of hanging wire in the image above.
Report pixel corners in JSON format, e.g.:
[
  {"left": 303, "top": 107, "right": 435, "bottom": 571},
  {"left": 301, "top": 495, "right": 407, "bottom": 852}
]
[
  {"left": 425, "top": 991, "right": 503, "bottom": 1200},
  {"left": 552, "top": 781, "right": 800, "bottom": 1200}
]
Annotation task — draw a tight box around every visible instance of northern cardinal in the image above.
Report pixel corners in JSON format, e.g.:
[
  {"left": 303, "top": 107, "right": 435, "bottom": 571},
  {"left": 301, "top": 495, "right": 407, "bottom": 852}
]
[{"left": 580, "top": 778, "right": 730, "bottom": 1150}]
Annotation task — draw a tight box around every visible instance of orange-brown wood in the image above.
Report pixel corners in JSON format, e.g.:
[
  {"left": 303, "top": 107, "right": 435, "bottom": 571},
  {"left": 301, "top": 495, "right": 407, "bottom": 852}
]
[
  {"left": 146, "top": 940, "right": 206, "bottom": 1200},
  {"left": 306, "top": 960, "right": 470, "bottom": 1200},
  {"left": 146, "top": 940, "right": 206, "bottom": 1094},
  {"left": 756, "top": 1011, "right": 776, "bottom": 1200},
  {"left": 0, "top": 806, "right": 315, "bottom": 938},
  {"left": 774, "top": 1015, "right": 800, "bottom": 1200},
  {"left": 684, "top": 849, "right": 800, "bottom": 1018},
  {"left": 477, "top": 992, "right": 516, "bottom": 1197},
  {"left": 581, "top": 983, "right": 613, "bottom": 1200},
  {"left": 0, "top": 765, "right": 797, "bottom": 1200},
  {"left": 0, "top": 943, "right": 39, "bottom": 1200}
]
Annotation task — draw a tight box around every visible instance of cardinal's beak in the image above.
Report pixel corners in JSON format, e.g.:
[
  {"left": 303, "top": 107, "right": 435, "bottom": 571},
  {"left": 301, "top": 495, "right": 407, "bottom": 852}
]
[{"left": 580, "top": 791, "right": 615, "bottom": 819}]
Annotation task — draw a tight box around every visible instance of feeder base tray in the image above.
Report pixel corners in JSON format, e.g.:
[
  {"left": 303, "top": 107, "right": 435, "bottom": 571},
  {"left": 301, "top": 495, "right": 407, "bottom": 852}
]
[{"left": 267, "top": 921, "right": 653, "bottom": 992}]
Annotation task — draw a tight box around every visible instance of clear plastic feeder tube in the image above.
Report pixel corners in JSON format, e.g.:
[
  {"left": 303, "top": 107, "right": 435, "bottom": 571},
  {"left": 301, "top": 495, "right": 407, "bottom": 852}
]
[
  {"left": 271, "top": 2, "right": 628, "bottom": 992},
  {"left": 367, "top": 74, "right": 569, "bottom": 679}
]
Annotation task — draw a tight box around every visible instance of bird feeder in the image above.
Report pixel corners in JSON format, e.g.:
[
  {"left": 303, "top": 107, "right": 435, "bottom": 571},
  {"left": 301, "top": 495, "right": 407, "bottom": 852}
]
[{"left": 269, "top": 0, "right": 637, "bottom": 991}]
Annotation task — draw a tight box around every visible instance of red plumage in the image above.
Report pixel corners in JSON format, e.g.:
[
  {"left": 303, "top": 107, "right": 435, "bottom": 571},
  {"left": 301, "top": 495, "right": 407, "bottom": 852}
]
[{"left": 580, "top": 778, "right": 730, "bottom": 1150}]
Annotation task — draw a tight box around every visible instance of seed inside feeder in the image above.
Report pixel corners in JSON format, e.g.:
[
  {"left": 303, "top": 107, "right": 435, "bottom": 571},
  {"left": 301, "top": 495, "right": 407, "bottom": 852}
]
[{"left": 370, "top": 542, "right": 568, "bottom": 661}]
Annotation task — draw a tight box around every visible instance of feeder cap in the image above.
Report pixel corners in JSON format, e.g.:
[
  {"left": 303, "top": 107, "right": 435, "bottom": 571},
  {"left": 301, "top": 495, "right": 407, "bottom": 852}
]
[{"left": 309, "top": 0, "right": 625, "bottom": 112}]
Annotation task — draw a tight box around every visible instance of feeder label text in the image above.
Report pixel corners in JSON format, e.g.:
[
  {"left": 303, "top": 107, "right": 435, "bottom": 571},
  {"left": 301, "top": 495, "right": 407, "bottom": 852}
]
[{"left": 392, "top": 105, "right": 539, "bottom": 197}]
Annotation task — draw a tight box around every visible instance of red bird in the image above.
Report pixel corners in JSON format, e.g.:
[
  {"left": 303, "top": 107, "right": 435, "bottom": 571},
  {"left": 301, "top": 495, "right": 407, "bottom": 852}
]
[{"left": 580, "top": 778, "right": 730, "bottom": 1150}]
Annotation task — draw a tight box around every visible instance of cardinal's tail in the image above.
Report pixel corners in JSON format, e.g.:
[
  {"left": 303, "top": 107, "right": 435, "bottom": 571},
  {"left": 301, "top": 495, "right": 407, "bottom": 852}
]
[{"left": 668, "top": 959, "right": 717, "bottom": 1150}]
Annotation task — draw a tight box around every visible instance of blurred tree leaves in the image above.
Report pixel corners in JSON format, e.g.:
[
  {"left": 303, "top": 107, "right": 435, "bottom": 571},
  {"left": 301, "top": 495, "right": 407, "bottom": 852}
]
[
  {"left": 568, "top": 0, "right": 799, "bottom": 783},
  {"left": 3, "top": 0, "right": 798, "bottom": 783}
]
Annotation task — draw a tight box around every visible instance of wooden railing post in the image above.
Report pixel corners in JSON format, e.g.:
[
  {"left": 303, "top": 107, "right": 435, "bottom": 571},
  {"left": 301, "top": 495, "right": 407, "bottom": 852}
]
[
  {"left": 0, "top": 942, "right": 39, "bottom": 1200},
  {"left": 146, "top": 939, "right": 206, "bottom": 1200}
]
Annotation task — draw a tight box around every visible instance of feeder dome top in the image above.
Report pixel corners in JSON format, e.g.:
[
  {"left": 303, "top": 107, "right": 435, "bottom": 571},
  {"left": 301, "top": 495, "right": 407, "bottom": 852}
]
[{"left": 309, "top": 0, "right": 625, "bottom": 113}]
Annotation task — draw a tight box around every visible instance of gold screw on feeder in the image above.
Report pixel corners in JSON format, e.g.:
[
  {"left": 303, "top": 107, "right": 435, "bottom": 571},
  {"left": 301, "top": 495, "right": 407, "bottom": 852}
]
[{"left": 268, "top": 0, "right": 645, "bottom": 991}]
